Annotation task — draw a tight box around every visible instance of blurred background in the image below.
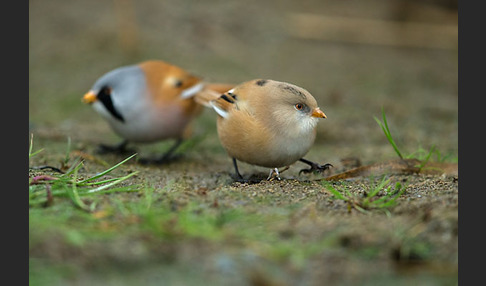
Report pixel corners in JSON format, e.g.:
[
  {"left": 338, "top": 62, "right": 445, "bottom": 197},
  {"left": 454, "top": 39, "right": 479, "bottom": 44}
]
[{"left": 29, "top": 0, "right": 458, "bottom": 164}]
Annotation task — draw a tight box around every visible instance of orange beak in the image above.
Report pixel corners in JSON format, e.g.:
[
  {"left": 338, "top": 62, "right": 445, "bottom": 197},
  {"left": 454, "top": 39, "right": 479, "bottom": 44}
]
[
  {"left": 311, "top": 107, "right": 327, "bottom": 118},
  {"left": 82, "top": 91, "right": 97, "bottom": 104}
]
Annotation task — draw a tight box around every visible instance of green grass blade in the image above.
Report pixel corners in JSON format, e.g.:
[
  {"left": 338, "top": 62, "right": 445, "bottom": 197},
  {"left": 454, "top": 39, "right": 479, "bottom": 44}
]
[
  {"left": 374, "top": 107, "right": 403, "bottom": 159},
  {"left": 370, "top": 195, "right": 390, "bottom": 205},
  {"left": 416, "top": 145, "right": 435, "bottom": 169},
  {"left": 322, "top": 182, "right": 347, "bottom": 200},
  {"left": 381, "top": 107, "right": 403, "bottom": 159},
  {"left": 376, "top": 196, "right": 400, "bottom": 208},
  {"left": 379, "top": 184, "right": 406, "bottom": 208},
  {"left": 62, "top": 159, "right": 84, "bottom": 177},
  {"left": 81, "top": 185, "right": 140, "bottom": 195},
  {"left": 372, "top": 182, "right": 405, "bottom": 207},
  {"left": 66, "top": 167, "right": 90, "bottom": 211},
  {"left": 78, "top": 154, "right": 137, "bottom": 184},
  {"left": 29, "top": 149, "right": 44, "bottom": 159},
  {"left": 86, "top": 171, "right": 139, "bottom": 193},
  {"left": 29, "top": 134, "right": 44, "bottom": 159},
  {"left": 367, "top": 177, "right": 390, "bottom": 198},
  {"left": 77, "top": 177, "right": 125, "bottom": 186},
  {"left": 29, "top": 133, "right": 33, "bottom": 156},
  {"left": 353, "top": 204, "right": 368, "bottom": 213},
  {"left": 64, "top": 136, "right": 72, "bottom": 165}
]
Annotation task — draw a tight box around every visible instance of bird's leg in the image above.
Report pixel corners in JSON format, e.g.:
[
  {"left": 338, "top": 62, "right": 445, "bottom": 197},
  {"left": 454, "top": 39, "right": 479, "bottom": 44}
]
[
  {"left": 298, "top": 158, "right": 333, "bottom": 175},
  {"left": 159, "top": 138, "right": 184, "bottom": 161},
  {"left": 97, "top": 140, "right": 135, "bottom": 154},
  {"left": 266, "top": 166, "right": 290, "bottom": 181},
  {"left": 139, "top": 138, "right": 184, "bottom": 165},
  {"left": 267, "top": 168, "right": 281, "bottom": 181},
  {"left": 279, "top": 166, "right": 290, "bottom": 173},
  {"left": 233, "top": 158, "right": 244, "bottom": 180},
  {"left": 231, "top": 158, "right": 262, "bottom": 184}
]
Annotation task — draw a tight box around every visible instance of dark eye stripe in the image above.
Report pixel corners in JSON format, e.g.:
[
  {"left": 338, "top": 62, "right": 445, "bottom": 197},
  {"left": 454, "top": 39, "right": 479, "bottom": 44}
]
[{"left": 98, "top": 87, "right": 125, "bottom": 123}]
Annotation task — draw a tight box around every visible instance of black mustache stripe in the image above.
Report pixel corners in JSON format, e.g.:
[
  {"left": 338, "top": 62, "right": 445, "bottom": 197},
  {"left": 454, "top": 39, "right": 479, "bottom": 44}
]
[{"left": 98, "top": 88, "right": 125, "bottom": 123}]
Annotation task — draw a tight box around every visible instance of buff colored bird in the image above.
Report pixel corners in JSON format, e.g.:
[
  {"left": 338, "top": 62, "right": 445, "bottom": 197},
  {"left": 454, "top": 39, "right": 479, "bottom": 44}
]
[
  {"left": 204, "top": 79, "right": 332, "bottom": 181},
  {"left": 83, "top": 60, "right": 234, "bottom": 164}
]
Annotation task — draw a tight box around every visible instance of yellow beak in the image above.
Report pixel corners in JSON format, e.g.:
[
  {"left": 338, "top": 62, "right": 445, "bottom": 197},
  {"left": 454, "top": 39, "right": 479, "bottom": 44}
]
[
  {"left": 311, "top": 107, "right": 327, "bottom": 118},
  {"left": 82, "top": 91, "right": 97, "bottom": 104}
]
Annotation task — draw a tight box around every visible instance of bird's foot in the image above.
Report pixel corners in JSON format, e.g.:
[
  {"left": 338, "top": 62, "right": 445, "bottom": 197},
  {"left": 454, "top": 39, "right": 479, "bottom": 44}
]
[
  {"left": 96, "top": 141, "right": 135, "bottom": 155},
  {"left": 267, "top": 168, "right": 281, "bottom": 181},
  {"left": 138, "top": 153, "right": 183, "bottom": 165},
  {"left": 230, "top": 172, "right": 265, "bottom": 184},
  {"left": 266, "top": 166, "right": 289, "bottom": 181},
  {"left": 299, "top": 159, "right": 333, "bottom": 175}
]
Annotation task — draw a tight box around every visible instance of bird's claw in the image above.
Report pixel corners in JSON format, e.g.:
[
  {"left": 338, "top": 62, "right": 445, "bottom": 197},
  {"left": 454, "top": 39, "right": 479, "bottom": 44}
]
[{"left": 299, "top": 163, "right": 333, "bottom": 175}]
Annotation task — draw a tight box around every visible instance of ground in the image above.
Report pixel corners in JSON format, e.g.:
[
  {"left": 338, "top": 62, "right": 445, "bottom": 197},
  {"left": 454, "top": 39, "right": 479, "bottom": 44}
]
[{"left": 29, "top": 1, "right": 457, "bottom": 285}]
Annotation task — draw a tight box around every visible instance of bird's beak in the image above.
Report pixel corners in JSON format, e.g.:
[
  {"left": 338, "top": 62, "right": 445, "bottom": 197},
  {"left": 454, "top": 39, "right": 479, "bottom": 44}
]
[
  {"left": 82, "top": 91, "right": 97, "bottom": 104},
  {"left": 311, "top": 107, "right": 327, "bottom": 118}
]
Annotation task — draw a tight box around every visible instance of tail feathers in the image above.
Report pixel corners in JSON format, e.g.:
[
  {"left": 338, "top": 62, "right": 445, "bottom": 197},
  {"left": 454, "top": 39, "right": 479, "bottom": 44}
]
[
  {"left": 204, "top": 83, "right": 235, "bottom": 94},
  {"left": 194, "top": 88, "right": 221, "bottom": 107}
]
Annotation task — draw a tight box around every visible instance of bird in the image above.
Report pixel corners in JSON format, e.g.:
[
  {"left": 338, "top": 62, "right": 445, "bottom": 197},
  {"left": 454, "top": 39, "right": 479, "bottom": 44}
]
[
  {"left": 203, "top": 79, "right": 332, "bottom": 181},
  {"left": 82, "top": 60, "right": 234, "bottom": 164}
]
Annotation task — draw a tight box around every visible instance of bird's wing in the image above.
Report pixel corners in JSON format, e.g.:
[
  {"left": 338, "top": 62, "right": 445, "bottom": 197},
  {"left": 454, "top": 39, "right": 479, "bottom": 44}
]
[
  {"left": 209, "top": 91, "right": 238, "bottom": 119},
  {"left": 193, "top": 83, "right": 235, "bottom": 107}
]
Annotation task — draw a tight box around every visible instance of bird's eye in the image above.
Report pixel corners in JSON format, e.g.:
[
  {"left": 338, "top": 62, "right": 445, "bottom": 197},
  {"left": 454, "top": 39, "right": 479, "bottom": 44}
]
[
  {"left": 100, "top": 87, "right": 112, "bottom": 96},
  {"left": 174, "top": 80, "right": 183, "bottom": 88},
  {"left": 295, "top": 103, "right": 304, "bottom": 110}
]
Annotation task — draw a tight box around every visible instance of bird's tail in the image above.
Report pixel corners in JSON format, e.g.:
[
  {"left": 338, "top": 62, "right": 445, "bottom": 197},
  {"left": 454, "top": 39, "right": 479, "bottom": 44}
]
[{"left": 195, "top": 83, "right": 235, "bottom": 107}]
